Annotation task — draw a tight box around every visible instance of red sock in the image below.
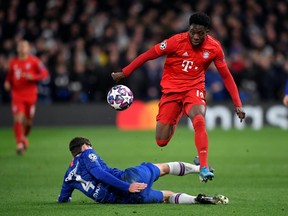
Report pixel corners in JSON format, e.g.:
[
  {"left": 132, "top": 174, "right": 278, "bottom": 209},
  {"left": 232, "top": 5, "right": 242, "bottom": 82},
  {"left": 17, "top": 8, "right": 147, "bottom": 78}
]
[
  {"left": 14, "top": 122, "right": 23, "bottom": 144},
  {"left": 192, "top": 115, "right": 208, "bottom": 169}
]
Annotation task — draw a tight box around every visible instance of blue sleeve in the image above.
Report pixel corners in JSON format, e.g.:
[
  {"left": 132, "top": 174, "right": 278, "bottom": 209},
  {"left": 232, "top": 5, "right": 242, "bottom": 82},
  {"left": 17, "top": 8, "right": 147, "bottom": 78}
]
[
  {"left": 90, "top": 166, "right": 130, "bottom": 191},
  {"left": 82, "top": 150, "right": 130, "bottom": 192},
  {"left": 97, "top": 156, "right": 124, "bottom": 178},
  {"left": 58, "top": 175, "right": 74, "bottom": 203}
]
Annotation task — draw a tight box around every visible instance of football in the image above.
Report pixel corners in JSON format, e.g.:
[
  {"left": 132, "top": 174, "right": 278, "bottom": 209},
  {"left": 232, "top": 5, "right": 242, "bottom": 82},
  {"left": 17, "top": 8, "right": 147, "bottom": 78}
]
[
  {"left": 218, "top": 195, "right": 229, "bottom": 204},
  {"left": 107, "top": 85, "right": 134, "bottom": 111}
]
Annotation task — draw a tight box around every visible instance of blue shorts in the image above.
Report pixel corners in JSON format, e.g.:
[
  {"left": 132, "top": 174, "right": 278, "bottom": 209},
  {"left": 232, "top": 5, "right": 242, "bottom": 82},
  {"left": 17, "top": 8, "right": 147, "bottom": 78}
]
[{"left": 121, "top": 162, "right": 163, "bottom": 203}]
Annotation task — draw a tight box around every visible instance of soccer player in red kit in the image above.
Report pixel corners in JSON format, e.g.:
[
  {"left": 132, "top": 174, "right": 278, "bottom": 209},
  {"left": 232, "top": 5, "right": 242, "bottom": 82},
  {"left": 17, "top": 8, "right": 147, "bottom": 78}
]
[
  {"left": 111, "top": 12, "right": 246, "bottom": 182},
  {"left": 4, "top": 40, "right": 49, "bottom": 155}
]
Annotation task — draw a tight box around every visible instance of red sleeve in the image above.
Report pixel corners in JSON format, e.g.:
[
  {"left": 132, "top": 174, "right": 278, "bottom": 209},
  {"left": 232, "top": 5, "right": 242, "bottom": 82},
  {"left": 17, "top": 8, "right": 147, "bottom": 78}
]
[
  {"left": 5, "top": 60, "right": 14, "bottom": 84},
  {"left": 122, "top": 36, "right": 178, "bottom": 77},
  {"left": 122, "top": 47, "right": 161, "bottom": 77},
  {"left": 153, "top": 36, "right": 178, "bottom": 55},
  {"left": 217, "top": 64, "right": 242, "bottom": 107},
  {"left": 213, "top": 43, "right": 227, "bottom": 68},
  {"left": 214, "top": 46, "right": 242, "bottom": 107},
  {"left": 32, "top": 58, "right": 49, "bottom": 81}
]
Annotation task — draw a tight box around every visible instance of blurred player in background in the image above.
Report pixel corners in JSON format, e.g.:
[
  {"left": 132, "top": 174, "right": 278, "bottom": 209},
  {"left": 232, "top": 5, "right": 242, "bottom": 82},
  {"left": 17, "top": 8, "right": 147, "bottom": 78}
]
[
  {"left": 58, "top": 137, "right": 228, "bottom": 205},
  {"left": 4, "top": 40, "right": 49, "bottom": 155},
  {"left": 283, "top": 80, "right": 288, "bottom": 106},
  {"left": 112, "top": 12, "right": 245, "bottom": 182}
]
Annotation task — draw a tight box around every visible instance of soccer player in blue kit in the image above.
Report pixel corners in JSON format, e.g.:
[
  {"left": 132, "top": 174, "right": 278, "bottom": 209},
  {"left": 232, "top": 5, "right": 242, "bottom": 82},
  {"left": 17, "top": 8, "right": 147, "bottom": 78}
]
[{"left": 58, "top": 137, "right": 228, "bottom": 204}]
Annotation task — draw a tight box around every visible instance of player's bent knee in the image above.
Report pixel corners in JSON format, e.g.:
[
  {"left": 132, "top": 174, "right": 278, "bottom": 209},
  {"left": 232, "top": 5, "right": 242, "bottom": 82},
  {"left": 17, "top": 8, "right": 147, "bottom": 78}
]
[
  {"left": 162, "top": 191, "right": 175, "bottom": 203},
  {"left": 156, "top": 138, "right": 169, "bottom": 147},
  {"left": 154, "top": 163, "right": 169, "bottom": 176}
]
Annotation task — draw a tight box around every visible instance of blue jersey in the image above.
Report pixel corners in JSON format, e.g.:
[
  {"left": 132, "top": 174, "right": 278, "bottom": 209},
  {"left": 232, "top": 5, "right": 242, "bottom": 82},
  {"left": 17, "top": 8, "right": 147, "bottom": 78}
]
[
  {"left": 285, "top": 80, "right": 288, "bottom": 95},
  {"left": 58, "top": 149, "right": 163, "bottom": 204}
]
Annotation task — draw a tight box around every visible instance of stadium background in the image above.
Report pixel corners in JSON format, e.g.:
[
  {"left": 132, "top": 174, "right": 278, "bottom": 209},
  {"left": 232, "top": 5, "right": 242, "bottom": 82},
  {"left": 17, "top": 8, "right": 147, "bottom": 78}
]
[
  {"left": 0, "top": 0, "right": 287, "bottom": 129},
  {"left": 1, "top": 1, "right": 288, "bottom": 215}
]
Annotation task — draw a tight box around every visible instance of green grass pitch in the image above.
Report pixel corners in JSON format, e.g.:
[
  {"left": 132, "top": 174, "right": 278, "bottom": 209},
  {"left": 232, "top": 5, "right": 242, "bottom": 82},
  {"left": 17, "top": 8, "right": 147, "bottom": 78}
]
[{"left": 0, "top": 127, "right": 287, "bottom": 216}]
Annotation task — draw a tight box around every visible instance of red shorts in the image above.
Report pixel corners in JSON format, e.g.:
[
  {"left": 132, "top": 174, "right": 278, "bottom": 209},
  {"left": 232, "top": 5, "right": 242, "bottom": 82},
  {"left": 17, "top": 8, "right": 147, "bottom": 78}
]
[
  {"left": 12, "top": 100, "right": 36, "bottom": 119},
  {"left": 156, "top": 89, "right": 206, "bottom": 125}
]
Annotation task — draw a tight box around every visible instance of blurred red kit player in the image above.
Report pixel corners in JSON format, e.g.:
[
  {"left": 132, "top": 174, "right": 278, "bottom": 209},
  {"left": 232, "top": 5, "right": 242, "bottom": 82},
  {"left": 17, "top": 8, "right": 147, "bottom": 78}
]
[{"left": 4, "top": 40, "right": 49, "bottom": 155}]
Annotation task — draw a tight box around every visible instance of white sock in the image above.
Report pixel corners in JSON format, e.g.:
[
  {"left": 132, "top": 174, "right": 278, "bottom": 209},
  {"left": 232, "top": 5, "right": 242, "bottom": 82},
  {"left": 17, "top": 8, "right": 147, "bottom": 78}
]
[
  {"left": 167, "top": 162, "right": 199, "bottom": 176},
  {"left": 169, "top": 193, "right": 197, "bottom": 204}
]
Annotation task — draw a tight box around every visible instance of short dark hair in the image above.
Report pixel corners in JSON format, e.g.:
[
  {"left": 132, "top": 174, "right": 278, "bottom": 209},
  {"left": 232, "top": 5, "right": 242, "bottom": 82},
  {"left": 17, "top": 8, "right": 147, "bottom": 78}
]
[
  {"left": 189, "top": 12, "right": 211, "bottom": 29},
  {"left": 69, "top": 137, "right": 92, "bottom": 157}
]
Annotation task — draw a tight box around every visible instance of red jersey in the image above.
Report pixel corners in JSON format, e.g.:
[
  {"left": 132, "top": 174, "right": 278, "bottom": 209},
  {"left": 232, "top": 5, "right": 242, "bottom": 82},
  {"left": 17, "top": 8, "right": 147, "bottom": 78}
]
[
  {"left": 123, "top": 32, "right": 242, "bottom": 106},
  {"left": 153, "top": 33, "right": 227, "bottom": 93},
  {"left": 5, "top": 55, "right": 49, "bottom": 102}
]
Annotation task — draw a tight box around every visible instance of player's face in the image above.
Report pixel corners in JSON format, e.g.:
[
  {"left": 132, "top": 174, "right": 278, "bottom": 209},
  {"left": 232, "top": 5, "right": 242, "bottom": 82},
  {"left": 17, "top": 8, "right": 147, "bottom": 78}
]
[
  {"left": 17, "top": 41, "right": 30, "bottom": 56},
  {"left": 188, "top": 24, "right": 208, "bottom": 47}
]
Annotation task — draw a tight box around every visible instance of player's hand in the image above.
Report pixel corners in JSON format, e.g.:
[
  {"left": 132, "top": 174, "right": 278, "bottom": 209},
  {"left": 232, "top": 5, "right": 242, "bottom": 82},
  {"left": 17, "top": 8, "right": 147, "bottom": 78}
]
[
  {"left": 235, "top": 106, "right": 245, "bottom": 122},
  {"left": 283, "top": 95, "right": 288, "bottom": 107},
  {"left": 111, "top": 72, "right": 125, "bottom": 83},
  {"left": 128, "top": 182, "right": 147, "bottom": 193},
  {"left": 22, "top": 73, "right": 34, "bottom": 81},
  {"left": 4, "top": 81, "right": 11, "bottom": 91}
]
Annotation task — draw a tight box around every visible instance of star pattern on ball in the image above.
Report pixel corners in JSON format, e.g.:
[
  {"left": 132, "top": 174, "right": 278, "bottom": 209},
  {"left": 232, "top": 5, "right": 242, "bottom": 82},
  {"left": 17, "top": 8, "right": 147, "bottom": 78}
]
[{"left": 107, "top": 85, "right": 133, "bottom": 111}]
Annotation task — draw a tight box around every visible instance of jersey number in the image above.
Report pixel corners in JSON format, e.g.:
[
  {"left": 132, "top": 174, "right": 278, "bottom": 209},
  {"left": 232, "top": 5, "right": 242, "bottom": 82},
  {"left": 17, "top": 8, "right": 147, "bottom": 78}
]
[{"left": 75, "top": 174, "right": 95, "bottom": 192}]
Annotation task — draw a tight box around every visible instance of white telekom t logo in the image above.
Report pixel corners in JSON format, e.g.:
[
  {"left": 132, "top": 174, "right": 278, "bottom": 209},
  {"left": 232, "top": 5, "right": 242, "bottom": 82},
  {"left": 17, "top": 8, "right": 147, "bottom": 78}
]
[{"left": 182, "top": 60, "right": 193, "bottom": 72}]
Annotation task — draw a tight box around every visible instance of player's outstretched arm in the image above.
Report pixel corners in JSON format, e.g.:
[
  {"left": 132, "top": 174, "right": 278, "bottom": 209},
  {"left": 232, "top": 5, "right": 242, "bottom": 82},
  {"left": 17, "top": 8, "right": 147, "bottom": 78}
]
[
  {"left": 235, "top": 106, "right": 245, "bottom": 122},
  {"left": 58, "top": 181, "right": 74, "bottom": 203},
  {"left": 111, "top": 47, "right": 160, "bottom": 82}
]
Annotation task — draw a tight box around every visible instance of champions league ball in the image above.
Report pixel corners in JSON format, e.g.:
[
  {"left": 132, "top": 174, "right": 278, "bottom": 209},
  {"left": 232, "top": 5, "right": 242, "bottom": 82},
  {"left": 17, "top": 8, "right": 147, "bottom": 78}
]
[{"left": 107, "top": 85, "right": 134, "bottom": 111}]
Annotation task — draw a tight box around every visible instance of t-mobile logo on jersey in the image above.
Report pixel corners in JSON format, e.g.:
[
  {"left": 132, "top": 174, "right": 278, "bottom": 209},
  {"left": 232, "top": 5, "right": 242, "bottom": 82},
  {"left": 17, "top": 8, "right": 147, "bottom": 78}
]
[{"left": 182, "top": 60, "right": 194, "bottom": 72}]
